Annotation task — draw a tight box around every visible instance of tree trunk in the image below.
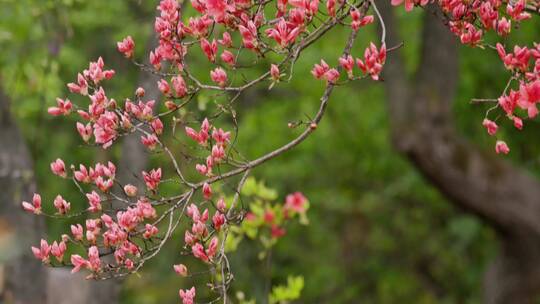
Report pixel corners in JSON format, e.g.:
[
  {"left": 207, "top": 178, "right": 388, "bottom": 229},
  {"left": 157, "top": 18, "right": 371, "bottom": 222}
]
[
  {"left": 379, "top": 2, "right": 540, "bottom": 303},
  {"left": 0, "top": 85, "right": 47, "bottom": 303}
]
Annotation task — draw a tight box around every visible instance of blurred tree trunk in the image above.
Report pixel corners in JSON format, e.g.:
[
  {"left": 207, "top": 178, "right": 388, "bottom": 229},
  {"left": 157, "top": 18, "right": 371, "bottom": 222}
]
[
  {"left": 379, "top": 3, "right": 540, "bottom": 303},
  {"left": 0, "top": 84, "right": 47, "bottom": 303}
]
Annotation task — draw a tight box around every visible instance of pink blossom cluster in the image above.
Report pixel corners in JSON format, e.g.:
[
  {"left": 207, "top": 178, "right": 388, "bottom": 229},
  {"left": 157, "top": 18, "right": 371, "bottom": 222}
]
[
  {"left": 185, "top": 118, "right": 231, "bottom": 178},
  {"left": 393, "top": 0, "right": 539, "bottom": 154},
  {"left": 184, "top": 203, "right": 221, "bottom": 263}
]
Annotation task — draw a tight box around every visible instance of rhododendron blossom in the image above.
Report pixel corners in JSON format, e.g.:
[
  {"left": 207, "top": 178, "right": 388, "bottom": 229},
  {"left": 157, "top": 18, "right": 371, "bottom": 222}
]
[
  {"left": 22, "top": 193, "right": 42, "bottom": 214},
  {"left": 117, "top": 36, "right": 135, "bottom": 58},
  {"left": 31, "top": 239, "right": 51, "bottom": 263},
  {"left": 179, "top": 287, "right": 196, "bottom": 304}
]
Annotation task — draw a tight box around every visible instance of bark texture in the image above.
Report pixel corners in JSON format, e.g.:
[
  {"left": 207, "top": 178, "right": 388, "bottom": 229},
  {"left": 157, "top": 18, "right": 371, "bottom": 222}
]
[
  {"left": 379, "top": 3, "right": 540, "bottom": 303},
  {"left": 0, "top": 85, "right": 47, "bottom": 304}
]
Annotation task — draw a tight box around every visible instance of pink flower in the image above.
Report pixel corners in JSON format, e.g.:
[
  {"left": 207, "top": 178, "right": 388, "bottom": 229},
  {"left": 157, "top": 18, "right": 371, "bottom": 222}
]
[
  {"left": 50, "top": 241, "right": 67, "bottom": 262},
  {"left": 391, "top": 0, "right": 428, "bottom": 11},
  {"left": 51, "top": 158, "right": 67, "bottom": 178},
  {"left": 211, "top": 145, "right": 225, "bottom": 162},
  {"left": 151, "top": 118, "right": 164, "bottom": 135},
  {"left": 71, "top": 224, "right": 84, "bottom": 241},
  {"left": 460, "top": 23, "right": 483, "bottom": 47},
  {"left": 482, "top": 119, "right": 498, "bottom": 136},
  {"left": 326, "top": 0, "right": 336, "bottom": 17},
  {"left": 53, "top": 195, "right": 70, "bottom": 215},
  {"left": 22, "top": 193, "right": 42, "bottom": 214},
  {"left": 221, "top": 50, "right": 235, "bottom": 66},
  {"left": 217, "top": 197, "right": 227, "bottom": 212},
  {"left": 200, "top": 38, "right": 218, "bottom": 62},
  {"left": 135, "top": 87, "right": 145, "bottom": 97},
  {"left": 192, "top": 242, "right": 208, "bottom": 262},
  {"left": 136, "top": 197, "right": 157, "bottom": 218},
  {"left": 271, "top": 224, "right": 286, "bottom": 238},
  {"left": 212, "top": 212, "right": 225, "bottom": 231},
  {"left": 86, "top": 191, "right": 102, "bottom": 212},
  {"left": 86, "top": 219, "right": 101, "bottom": 233},
  {"left": 149, "top": 51, "right": 162, "bottom": 70},
  {"left": 185, "top": 119, "right": 211, "bottom": 147},
  {"left": 125, "top": 259, "right": 134, "bottom": 270},
  {"left": 185, "top": 127, "right": 200, "bottom": 142},
  {"left": 265, "top": 19, "right": 301, "bottom": 48},
  {"left": 507, "top": 0, "right": 531, "bottom": 21},
  {"left": 70, "top": 254, "right": 88, "bottom": 273},
  {"left": 206, "top": 0, "right": 230, "bottom": 20},
  {"left": 93, "top": 111, "right": 119, "bottom": 148},
  {"left": 187, "top": 203, "right": 201, "bottom": 221},
  {"left": 498, "top": 90, "right": 519, "bottom": 115},
  {"left": 212, "top": 128, "right": 230, "bottom": 145},
  {"left": 171, "top": 75, "right": 187, "bottom": 97},
  {"left": 157, "top": 79, "right": 170, "bottom": 95},
  {"left": 202, "top": 182, "right": 212, "bottom": 200},
  {"left": 117, "top": 36, "right": 135, "bottom": 58},
  {"left": 192, "top": 221, "right": 208, "bottom": 237},
  {"left": 270, "top": 64, "right": 280, "bottom": 81},
  {"left": 356, "top": 43, "right": 386, "bottom": 80},
  {"left": 76, "top": 122, "right": 92, "bottom": 142},
  {"left": 238, "top": 21, "right": 258, "bottom": 49},
  {"left": 210, "top": 67, "right": 228, "bottom": 87},
  {"left": 289, "top": 0, "right": 319, "bottom": 15},
  {"left": 339, "top": 55, "right": 355, "bottom": 78},
  {"left": 495, "top": 140, "right": 510, "bottom": 154},
  {"left": 324, "top": 68, "right": 340, "bottom": 84},
  {"left": 518, "top": 80, "right": 540, "bottom": 118},
  {"left": 31, "top": 239, "right": 51, "bottom": 262},
  {"left": 513, "top": 116, "right": 523, "bottom": 130},
  {"left": 196, "top": 164, "right": 210, "bottom": 176},
  {"left": 185, "top": 231, "right": 196, "bottom": 246},
  {"left": 74, "top": 164, "right": 91, "bottom": 183},
  {"left": 179, "top": 287, "right": 196, "bottom": 304},
  {"left": 95, "top": 176, "right": 114, "bottom": 192},
  {"left": 100, "top": 214, "right": 114, "bottom": 228},
  {"left": 87, "top": 246, "right": 101, "bottom": 272},
  {"left": 218, "top": 32, "right": 232, "bottom": 47},
  {"left": 496, "top": 17, "right": 511, "bottom": 36},
  {"left": 141, "top": 133, "right": 159, "bottom": 150},
  {"left": 143, "top": 224, "right": 159, "bottom": 239},
  {"left": 117, "top": 208, "right": 139, "bottom": 231},
  {"left": 311, "top": 60, "right": 329, "bottom": 79},
  {"left": 143, "top": 168, "right": 162, "bottom": 191},
  {"left": 206, "top": 237, "right": 219, "bottom": 260},
  {"left": 173, "top": 264, "right": 188, "bottom": 276},
  {"left": 67, "top": 73, "right": 89, "bottom": 96},
  {"left": 284, "top": 192, "right": 308, "bottom": 214},
  {"left": 84, "top": 57, "right": 115, "bottom": 84},
  {"left": 124, "top": 184, "right": 138, "bottom": 197},
  {"left": 351, "top": 10, "right": 373, "bottom": 31},
  {"left": 48, "top": 98, "right": 72, "bottom": 116}
]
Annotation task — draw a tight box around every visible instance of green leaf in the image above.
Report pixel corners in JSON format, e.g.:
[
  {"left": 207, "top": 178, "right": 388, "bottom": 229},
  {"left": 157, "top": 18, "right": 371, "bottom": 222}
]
[{"left": 269, "top": 276, "right": 304, "bottom": 304}]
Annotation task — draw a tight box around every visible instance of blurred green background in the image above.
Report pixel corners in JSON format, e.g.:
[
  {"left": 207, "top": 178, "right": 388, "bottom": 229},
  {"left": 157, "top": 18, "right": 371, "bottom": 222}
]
[{"left": 2, "top": 0, "right": 540, "bottom": 303}]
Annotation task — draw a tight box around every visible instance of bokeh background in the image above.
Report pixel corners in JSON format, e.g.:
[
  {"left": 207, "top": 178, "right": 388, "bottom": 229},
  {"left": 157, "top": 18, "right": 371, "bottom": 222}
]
[{"left": 1, "top": 0, "right": 540, "bottom": 303}]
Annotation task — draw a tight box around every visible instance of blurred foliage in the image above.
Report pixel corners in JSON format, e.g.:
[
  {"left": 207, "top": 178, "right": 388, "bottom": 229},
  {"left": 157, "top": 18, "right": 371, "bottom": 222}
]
[{"left": 2, "top": 0, "right": 540, "bottom": 303}]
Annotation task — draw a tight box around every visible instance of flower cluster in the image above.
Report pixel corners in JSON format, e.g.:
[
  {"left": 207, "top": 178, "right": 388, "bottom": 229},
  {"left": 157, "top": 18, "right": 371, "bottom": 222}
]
[{"left": 393, "top": 0, "right": 539, "bottom": 154}]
